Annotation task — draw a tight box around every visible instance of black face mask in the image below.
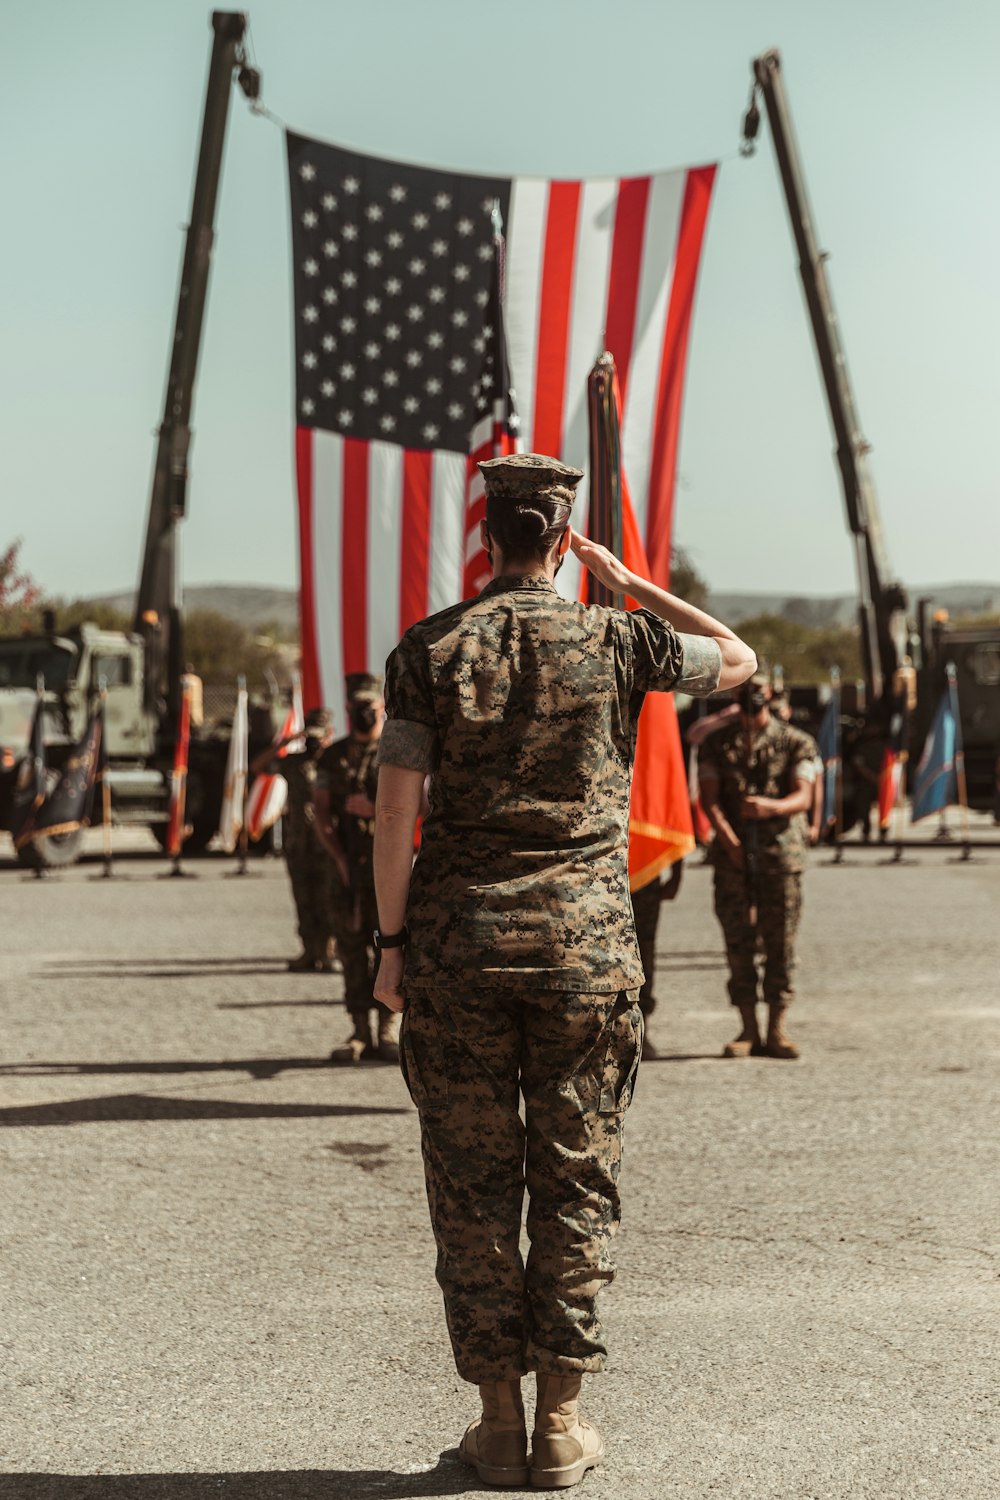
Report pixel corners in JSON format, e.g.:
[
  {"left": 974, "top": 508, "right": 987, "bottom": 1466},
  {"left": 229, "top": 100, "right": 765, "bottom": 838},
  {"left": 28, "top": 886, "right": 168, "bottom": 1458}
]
[
  {"left": 742, "top": 690, "right": 769, "bottom": 715},
  {"left": 349, "top": 702, "right": 378, "bottom": 734}
]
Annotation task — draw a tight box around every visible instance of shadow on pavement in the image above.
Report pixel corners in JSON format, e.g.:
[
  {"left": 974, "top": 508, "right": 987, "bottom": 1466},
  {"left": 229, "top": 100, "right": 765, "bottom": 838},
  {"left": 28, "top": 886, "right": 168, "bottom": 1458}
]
[
  {"left": 44, "top": 957, "right": 287, "bottom": 969},
  {"left": 642, "top": 1053, "right": 725, "bottom": 1063},
  {"left": 0, "top": 1095, "right": 410, "bottom": 1127},
  {"left": 0, "top": 1459, "right": 476, "bottom": 1498},
  {"left": 39, "top": 966, "right": 294, "bottom": 980},
  {"left": 0, "top": 1056, "right": 339, "bottom": 1080},
  {"left": 217, "top": 1000, "right": 340, "bottom": 1010}
]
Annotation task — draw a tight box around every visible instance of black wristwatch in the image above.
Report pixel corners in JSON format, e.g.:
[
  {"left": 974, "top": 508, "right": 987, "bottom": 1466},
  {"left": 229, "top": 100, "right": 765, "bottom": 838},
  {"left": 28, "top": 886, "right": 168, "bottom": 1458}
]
[{"left": 374, "top": 925, "right": 409, "bottom": 951}]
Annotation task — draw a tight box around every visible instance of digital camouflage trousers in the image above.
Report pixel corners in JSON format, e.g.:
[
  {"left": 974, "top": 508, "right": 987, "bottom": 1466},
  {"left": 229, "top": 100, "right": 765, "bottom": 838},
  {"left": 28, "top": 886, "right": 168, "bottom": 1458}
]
[
  {"left": 284, "top": 835, "right": 333, "bottom": 960},
  {"left": 713, "top": 860, "right": 803, "bottom": 1009},
  {"left": 399, "top": 985, "right": 642, "bottom": 1384},
  {"left": 328, "top": 884, "right": 379, "bottom": 1027}
]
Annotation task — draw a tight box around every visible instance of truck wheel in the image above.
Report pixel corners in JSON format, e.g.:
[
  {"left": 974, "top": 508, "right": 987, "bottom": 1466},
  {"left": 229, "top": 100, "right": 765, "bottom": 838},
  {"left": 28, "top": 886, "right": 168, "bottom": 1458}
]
[{"left": 17, "top": 827, "right": 85, "bottom": 870}]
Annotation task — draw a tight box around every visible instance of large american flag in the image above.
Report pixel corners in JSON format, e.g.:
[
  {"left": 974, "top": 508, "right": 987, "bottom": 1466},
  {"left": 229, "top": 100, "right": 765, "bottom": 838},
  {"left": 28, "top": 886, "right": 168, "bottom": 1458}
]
[{"left": 287, "top": 131, "right": 715, "bottom": 721}]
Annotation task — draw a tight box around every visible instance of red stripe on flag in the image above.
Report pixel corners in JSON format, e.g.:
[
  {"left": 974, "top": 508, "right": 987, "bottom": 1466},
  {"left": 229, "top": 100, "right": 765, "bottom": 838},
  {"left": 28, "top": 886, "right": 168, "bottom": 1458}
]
[
  {"left": 602, "top": 177, "right": 651, "bottom": 410},
  {"left": 646, "top": 165, "right": 716, "bottom": 589},
  {"left": 400, "top": 449, "right": 432, "bottom": 631},
  {"left": 531, "top": 181, "right": 582, "bottom": 457},
  {"left": 341, "top": 438, "right": 369, "bottom": 675},
  {"left": 294, "top": 428, "right": 321, "bottom": 711}
]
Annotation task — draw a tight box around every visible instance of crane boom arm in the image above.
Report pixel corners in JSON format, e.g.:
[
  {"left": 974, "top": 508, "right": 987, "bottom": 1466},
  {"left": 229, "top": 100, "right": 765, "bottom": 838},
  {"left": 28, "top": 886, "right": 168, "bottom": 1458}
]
[
  {"left": 134, "top": 11, "right": 252, "bottom": 719},
  {"left": 745, "top": 48, "right": 906, "bottom": 708}
]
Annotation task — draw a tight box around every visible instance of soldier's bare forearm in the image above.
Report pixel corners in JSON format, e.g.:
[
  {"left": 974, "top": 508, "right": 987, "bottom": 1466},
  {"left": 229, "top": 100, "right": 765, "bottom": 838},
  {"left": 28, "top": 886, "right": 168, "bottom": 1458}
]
[{"left": 374, "top": 765, "right": 424, "bottom": 934}]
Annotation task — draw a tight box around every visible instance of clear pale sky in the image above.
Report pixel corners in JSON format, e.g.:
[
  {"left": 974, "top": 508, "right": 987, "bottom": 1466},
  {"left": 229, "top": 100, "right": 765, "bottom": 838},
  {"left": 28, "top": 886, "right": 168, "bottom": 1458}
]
[{"left": 2, "top": 0, "right": 997, "bottom": 602}]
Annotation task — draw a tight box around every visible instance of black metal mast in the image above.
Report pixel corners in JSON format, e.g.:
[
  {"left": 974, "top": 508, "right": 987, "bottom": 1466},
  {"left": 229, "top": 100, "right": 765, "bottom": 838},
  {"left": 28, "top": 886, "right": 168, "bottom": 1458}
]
[
  {"left": 135, "top": 11, "right": 258, "bottom": 723},
  {"left": 743, "top": 48, "right": 907, "bottom": 712}
]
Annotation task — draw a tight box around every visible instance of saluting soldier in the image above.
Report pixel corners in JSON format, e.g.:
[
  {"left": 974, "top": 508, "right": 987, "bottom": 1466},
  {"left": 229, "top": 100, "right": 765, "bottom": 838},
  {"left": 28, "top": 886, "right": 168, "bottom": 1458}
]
[
  {"left": 314, "top": 673, "right": 399, "bottom": 1065},
  {"left": 250, "top": 707, "right": 334, "bottom": 973},
  {"left": 372, "top": 453, "right": 756, "bottom": 1489},
  {"left": 698, "top": 676, "right": 818, "bottom": 1060}
]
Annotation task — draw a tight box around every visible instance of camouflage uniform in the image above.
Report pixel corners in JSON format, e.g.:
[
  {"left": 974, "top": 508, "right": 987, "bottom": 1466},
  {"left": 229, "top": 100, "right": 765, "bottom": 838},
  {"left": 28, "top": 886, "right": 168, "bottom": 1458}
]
[
  {"left": 698, "top": 716, "right": 817, "bottom": 1010},
  {"left": 379, "top": 561, "right": 721, "bottom": 1383},
  {"left": 279, "top": 747, "right": 333, "bottom": 964},
  {"left": 314, "top": 736, "right": 380, "bottom": 1033}
]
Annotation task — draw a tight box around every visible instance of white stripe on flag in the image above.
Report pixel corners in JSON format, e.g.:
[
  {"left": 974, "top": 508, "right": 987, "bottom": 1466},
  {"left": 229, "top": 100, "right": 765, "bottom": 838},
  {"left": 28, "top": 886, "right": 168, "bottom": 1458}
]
[
  {"left": 558, "top": 176, "right": 620, "bottom": 602},
  {"left": 429, "top": 450, "right": 466, "bottom": 615},
  {"left": 504, "top": 178, "right": 548, "bottom": 453},
  {"left": 312, "top": 429, "right": 346, "bottom": 729},
  {"left": 620, "top": 169, "right": 686, "bottom": 543},
  {"left": 367, "top": 440, "right": 404, "bottom": 677}
]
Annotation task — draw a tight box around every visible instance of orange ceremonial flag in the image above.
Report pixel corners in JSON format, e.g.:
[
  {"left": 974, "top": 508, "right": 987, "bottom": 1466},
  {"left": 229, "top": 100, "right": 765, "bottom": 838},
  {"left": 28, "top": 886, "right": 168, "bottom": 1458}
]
[{"left": 620, "top": 476, "right": 695, "bottom": 889}]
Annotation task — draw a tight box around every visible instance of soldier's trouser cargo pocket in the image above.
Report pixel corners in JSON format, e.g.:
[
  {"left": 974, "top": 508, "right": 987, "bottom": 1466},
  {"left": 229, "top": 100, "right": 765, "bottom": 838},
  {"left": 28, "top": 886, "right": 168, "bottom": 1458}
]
[{"left": 399, "top": 986, "right": 642, "bottom": 1384}]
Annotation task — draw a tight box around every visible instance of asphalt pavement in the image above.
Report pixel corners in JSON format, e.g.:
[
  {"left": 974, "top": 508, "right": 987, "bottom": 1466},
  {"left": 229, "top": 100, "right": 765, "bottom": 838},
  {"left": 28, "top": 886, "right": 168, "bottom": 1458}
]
[{"left": 1, "top": 830, "right": 997, "bottom": 1499}]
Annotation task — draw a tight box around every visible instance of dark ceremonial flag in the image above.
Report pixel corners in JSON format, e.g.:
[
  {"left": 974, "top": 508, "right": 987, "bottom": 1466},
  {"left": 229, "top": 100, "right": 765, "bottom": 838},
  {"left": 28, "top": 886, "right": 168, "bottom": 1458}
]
[
  {"left": 28, "top": 705, "right": 105, "bottom": 842},
  {"left": 11, "top": 695, "right": 46, "bottom": 850}
]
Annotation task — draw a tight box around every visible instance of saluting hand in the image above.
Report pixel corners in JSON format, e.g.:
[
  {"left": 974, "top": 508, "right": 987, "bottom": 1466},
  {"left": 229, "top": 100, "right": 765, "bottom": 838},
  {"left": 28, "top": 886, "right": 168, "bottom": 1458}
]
[
  {"left": 570, "top": 530, "right": 633, "bottom": 594},
  {"left": 374, "top": 947, "right": 405, "bottom": 1013}
]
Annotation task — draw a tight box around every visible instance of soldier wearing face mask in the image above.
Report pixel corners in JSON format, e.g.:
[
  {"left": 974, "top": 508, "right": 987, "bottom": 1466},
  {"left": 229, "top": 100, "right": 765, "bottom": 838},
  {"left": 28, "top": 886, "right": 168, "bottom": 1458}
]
[
  {"left": 698, "top": 674, "right": 818, "bottom": 1060},
  {"left": 314, "top": 673, "right": 398, "bottom": 1064}
]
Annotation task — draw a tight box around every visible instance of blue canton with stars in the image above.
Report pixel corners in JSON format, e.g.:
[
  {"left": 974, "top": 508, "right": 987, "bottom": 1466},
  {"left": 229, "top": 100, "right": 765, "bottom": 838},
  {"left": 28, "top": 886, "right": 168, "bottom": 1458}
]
[{"left": 287, "top": 132, "right": 511, "bottom": 455}]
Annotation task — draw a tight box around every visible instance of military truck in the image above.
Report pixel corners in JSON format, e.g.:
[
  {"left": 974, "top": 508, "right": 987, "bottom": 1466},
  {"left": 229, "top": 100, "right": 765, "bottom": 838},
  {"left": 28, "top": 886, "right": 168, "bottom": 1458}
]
[
  {"left": 0, "top": 14, "right": 258, "bottom": 867},
  {"left": 0, "top": 620, "right": 227, "bottom": 867}
]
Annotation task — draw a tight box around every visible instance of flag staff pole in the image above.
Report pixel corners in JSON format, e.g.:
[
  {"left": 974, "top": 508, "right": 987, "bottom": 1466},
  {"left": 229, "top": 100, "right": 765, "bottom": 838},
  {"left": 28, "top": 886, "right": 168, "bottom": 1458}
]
[
  {"left": 99, "top": 683, "right": 113, "bottom": 879},
  {"left": 832, "top": 667, "right": 844, "bottom": 865},
  {"left": 31, "top": 674, "right": 47, "bottom": 880},
  {"left": 237, "top": 673, "right": 249, "bottom": 876},
  {"left": 948, "top": 663, "right": 972, "bottom": 862}
]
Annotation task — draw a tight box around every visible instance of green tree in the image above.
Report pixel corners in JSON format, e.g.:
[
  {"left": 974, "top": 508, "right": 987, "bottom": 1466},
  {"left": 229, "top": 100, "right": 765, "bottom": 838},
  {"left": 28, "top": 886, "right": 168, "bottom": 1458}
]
[
  {"left": 734, "top": 611, "right": 863, "bottom": 686},
  {"left": 0, "top": 541, "right": 41, "bottom": 630},
  {"left": 182, "top": 608, "right": 289, "bottom": 687}
]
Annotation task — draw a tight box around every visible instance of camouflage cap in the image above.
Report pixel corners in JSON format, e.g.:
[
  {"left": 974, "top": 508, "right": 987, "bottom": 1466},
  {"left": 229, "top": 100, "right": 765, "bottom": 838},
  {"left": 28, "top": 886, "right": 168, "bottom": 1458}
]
[
  {"left": 345, "top": 671, "right": 384, "bottom": 701},
  {"left": 304, "top": 707, "right": 331, "bottom": 733},
  {"left": 478, "top": 452, "right": 584, "bottom": 507}
]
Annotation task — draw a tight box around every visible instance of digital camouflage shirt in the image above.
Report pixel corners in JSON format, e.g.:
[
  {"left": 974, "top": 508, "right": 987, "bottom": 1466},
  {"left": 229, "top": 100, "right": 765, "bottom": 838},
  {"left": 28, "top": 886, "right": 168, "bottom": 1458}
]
[
  {"left": 697, "top": 714, "right": 818, "bottom": 873},
  {"left": 378, "top": 573, "right": 720, "bottom": 993},
  {"left": 314, "top": 736, "right": 380, "bottom": 890}
]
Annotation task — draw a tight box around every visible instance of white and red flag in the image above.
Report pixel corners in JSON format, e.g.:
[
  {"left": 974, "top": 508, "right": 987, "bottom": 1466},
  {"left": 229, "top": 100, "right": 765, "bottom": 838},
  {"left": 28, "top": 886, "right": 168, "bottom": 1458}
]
[
  {"left": 287, "top": 133, "right": 716, "bottom": 718},
  {"left": 246, "top": 677, "right": 304, "bottom": 842},
  {"left": 165, "top": 684, "right": 192, "bottom": 859}
]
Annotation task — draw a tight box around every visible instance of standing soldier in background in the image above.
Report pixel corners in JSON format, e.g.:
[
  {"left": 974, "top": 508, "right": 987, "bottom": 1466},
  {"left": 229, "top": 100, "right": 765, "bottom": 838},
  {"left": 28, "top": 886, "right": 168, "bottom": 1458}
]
[
  {"left": 698, "top": 676, "right": 818, "bottom": 1060},
  {"left": 315, "top": 674, "right": 399, "bottom": 1065},
  {"left": 251, "top": 708, "right": 334, "bottom": 972}
]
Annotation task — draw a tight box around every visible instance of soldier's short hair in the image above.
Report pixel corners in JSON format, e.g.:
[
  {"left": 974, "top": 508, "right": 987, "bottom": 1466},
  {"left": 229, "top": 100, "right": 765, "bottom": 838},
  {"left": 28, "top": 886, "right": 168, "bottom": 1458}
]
[{"left": 479, "top": 453, "right": 583, "bottom": 564}]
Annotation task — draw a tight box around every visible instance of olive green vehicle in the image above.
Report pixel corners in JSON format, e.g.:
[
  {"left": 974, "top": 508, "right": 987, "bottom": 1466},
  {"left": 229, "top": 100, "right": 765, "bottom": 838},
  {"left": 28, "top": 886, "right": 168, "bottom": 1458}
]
[{"left": 0, "top": 623, "right": 226, "bottom": 868}]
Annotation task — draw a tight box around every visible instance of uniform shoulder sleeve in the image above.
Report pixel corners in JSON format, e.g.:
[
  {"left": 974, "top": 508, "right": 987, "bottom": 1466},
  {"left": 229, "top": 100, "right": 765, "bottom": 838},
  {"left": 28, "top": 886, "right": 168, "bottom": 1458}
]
[
  {"left": 378, "top": 631, "right": 440, "bottom": 773},
  {"left": 788, "top": 727, "right": 820, "bottom": 780},
  {"left": 626, "top": 609, "right": 684, "bottom": 693},
  {"left": 626, "top": 610, "right": 722, "bottom": 697}
]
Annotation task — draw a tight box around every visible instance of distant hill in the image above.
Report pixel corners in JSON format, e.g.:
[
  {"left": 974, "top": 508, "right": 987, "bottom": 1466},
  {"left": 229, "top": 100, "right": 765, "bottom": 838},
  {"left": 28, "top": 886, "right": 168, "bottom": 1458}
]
[
  {"left": 93, "top": 584, "right": 299, "bottom": 637},
  {"left": 91, "top": 580, "right": 1000, "bottom": 636},
  {"left": 708, "top": 584, "right": 1000, "bottom": 629}
]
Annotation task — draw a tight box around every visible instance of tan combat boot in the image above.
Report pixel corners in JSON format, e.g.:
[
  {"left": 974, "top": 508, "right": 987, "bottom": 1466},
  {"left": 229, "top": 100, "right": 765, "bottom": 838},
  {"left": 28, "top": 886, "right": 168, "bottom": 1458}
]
[
  {"left": 531, "top": 1373, "right": 604, "bottom": 1489},
  {"left": 328, "top": 1016, "right": 372, "bottom": 1065},
  {"left": 458, "top": 1379, "right": 528, "bottom": 1487},
  {"left": 765, "top": 1004, "right": 800, "bottom": 1059},
  {"left": 376, "top": 1008, "right": 401, "bottom": 1064},
  {"left": 722, "top": 1002, "right": 763, "bottom": 1058}
]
